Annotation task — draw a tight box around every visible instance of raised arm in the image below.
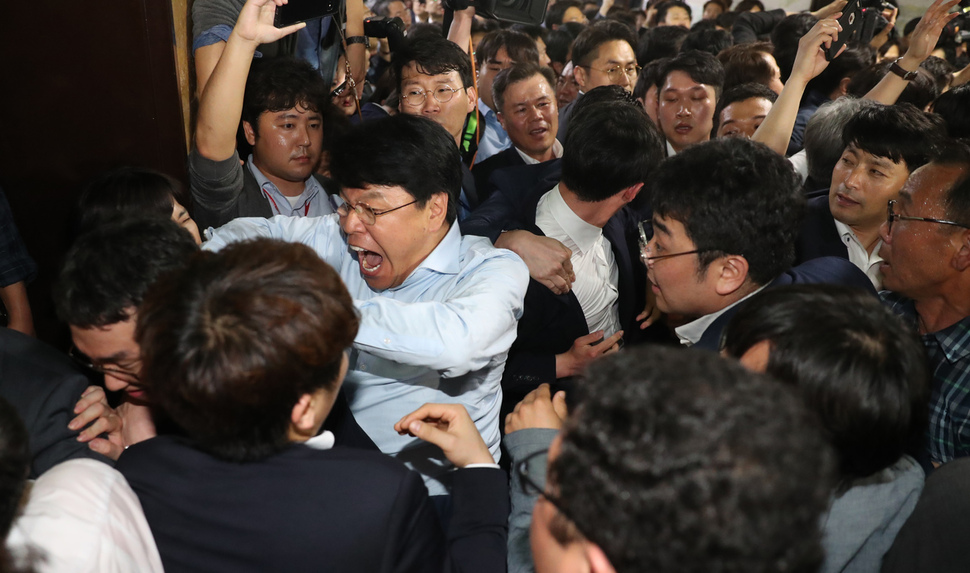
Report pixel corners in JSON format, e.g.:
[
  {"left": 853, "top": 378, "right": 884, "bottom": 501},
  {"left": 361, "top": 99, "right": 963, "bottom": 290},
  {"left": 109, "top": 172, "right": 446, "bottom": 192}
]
[
  {"left": 752, "top": 16, "right": 843, "bottom": 155},
  {"left": 865, "top": 0, "right": 960, "bottom": 105},
  {"left": 195, "top": 0, "right": 307, "bottom": 161}
]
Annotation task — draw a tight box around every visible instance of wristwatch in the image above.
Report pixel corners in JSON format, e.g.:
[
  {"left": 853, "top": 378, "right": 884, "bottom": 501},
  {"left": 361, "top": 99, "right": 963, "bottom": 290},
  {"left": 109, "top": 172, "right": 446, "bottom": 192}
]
[
  {"left": 346, "top": 35, "right": 370, "bottom": 48},
  {"left": 889, "top": 58, "right": 918, "bottom": 81}
]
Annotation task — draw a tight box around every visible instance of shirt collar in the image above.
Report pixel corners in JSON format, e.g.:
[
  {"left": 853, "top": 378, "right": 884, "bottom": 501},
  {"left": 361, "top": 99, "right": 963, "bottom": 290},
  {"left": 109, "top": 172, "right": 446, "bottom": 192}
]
[
  {"left": 927, "top": 314, "right": 970, "bottom": 365},
  {"left": 666, "top": 139, "right": 677, "bottom": 157},
  {"left": 392, "top": 222, "right": 462, "bottom": 289},
  {"left": 675, "top": 285, "right": 768, "bottom": 346},
  {"left": 514, "top": 139, "right": 564, "bottom": 165},
  {"left": 247, "top": 155, "right": 323, "bottom": 211},
  {"left": 478, "top": 98, "right": 496, "bottom": 118},
  {"left": 833, "top": 218, "right": 884, "bottom": 258},
  {"left": 543, "top": 185, "right": 603, "bottom": 255}
]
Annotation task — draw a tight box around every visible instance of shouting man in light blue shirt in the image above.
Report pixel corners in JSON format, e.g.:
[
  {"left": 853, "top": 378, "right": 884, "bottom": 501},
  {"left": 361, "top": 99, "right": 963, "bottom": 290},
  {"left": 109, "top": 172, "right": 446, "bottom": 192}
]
[{"left": 205, "top": 114, "right": 529, "bottom": 496}]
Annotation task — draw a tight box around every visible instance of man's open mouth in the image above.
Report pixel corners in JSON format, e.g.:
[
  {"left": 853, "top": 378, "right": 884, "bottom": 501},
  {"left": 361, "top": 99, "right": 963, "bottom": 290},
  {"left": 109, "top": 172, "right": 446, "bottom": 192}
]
[{"left": 350, "top": 245, "right": 384, "bottom": 272}]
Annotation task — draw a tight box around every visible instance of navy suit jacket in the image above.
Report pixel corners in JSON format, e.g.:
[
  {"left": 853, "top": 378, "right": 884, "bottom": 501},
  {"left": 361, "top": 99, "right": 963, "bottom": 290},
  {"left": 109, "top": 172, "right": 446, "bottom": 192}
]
[
  {"left": 471, "top": 147, "right": 525, "bottom": 205},
  {"left": 795, "top": 194, "right": 850, "bottom": 265},
  {"left": 462, "top": 162, "right": 649, "bottom": 402},
  {"left": 693, "top": 257, "right": 877, "bottom": 351},
  {"left": 117, "top": 436, "right": 508, "bottom": 573}
]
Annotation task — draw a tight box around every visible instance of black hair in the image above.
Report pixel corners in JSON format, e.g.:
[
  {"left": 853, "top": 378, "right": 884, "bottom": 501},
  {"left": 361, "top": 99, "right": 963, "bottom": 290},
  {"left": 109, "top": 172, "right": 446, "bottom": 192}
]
[
  {"left": 545, "top": 0, "right": 583, "bottom": 28},
  {"left": 654, "top": 0, "right": 692, "bottom": 26},
  {"left": 329, "top": 114, "right": 461, "bottom": 225},
  {"left": 846, "top": 61, "right": 938, "bottom": 110},
  {"left": 723, "top": 285, "right": 929, "bottom": 482},
  {"left": 717, "top": 41, "right": 777, "bottom": 93},
  {"left": 137, "top": 239, "right": 359, "bottom": 463},
  {"left": 562, "top": 98, "right": 662, "bottom": 201},
  {"left": 903, "top": 17, "right": 920, "bottom": 37},
  {"left": 921, "top": 56, "right": 955, "bottom": 94},
  {"left": 546, "top": 29, "right": 576, "bottom": 67},
  {"left": 241, "top": 57, "right": 330, "bottom": 138},
  {"left": 935, "top": 140, "right": 970, "bottom": 226},
  {"left": 803, "top": 97, "right": 879, "bottom": 185},
  {"left": 933, "top": 84, "right": 970, "bottom": 139},
  {"left": 492, "top": 63, "right": 557, "bottom": 113},
  {"left": 393, "top": 34, "right": 474, "bottom": 92},
  {"left": 689, "top": 18, "right": 718, "bottom": 33},
  {"left": 734, "top": 0, "right": 764, "bottom": 11},
  {"left": 713, "top": 82, "right": 777, "bottom": 133},
  {"left": 805, "top": 41, "right": 876, "bottom": 98},
  {"left": 54, "top": 217, "right": 199, "bottom": 328},
  {"left": 715, "top": 10, "right": 739, "bottom": 30},
  {"left": 561, "top": 21, "right": 589, "bottom": 40},
  {"left": 571, "top": 20, "right": 637, "bottom": 69},
  {"left": 771, "top": 13, "right": 818, "bottom": 83},
  {"left": 633, "top": 57, "right": 669, "bottom": 100},
  {"left": 680, "top": 27, "right": 733, "bottom": 56},
  {"left": 76, "top": 167, "right": 186, "bottom": 235},
  {"left": 636, "top": 25, "right": 689, "bottom": 66},
  {"left": 475, "top": 29, "right": 540, "bottom": 68},
  {"left": 512, "top": 23, "right": 549, "bottom": 44},
  {"left": 553, "top": 346, "right": 835, "bottom": 573},
  {"left": 649, "top": 138, "right": 803, "bottom": 285},
  {"left": 842, "top": 102, "right": 947, "bottom": 173},
  {"left": 656, "top": 50, "right": 725, "bottom": 99}
]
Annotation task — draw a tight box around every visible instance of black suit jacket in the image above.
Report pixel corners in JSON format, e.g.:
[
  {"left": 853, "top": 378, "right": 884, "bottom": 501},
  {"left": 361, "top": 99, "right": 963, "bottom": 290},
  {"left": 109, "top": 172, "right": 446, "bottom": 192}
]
[
  {"left": 693, "top": 257, "right": 877, "bottom": 351},
  {"left": 0, "top": 329, "right": 111, "bottom": 478},
  {"left": 117, "top": 435, "right": 507, "bottom": 573},
  {"left": 462, "top": 162, "right": 648, "bottom": 402},
  {"left": 471, "top": 147, "right": 525, "bottom": 206},
  {"left": 795, "top": 194, "right": 850, "bottom": 265}
]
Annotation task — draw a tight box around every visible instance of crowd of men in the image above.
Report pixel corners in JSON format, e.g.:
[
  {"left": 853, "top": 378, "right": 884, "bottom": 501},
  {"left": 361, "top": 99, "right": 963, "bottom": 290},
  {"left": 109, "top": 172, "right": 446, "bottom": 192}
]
[{"left": 2, "top": 0, "right": 970, "bottom": 571}]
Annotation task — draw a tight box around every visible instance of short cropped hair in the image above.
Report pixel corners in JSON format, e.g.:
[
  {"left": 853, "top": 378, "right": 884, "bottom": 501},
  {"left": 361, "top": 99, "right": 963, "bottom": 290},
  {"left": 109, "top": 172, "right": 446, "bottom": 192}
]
[
  {"left": 649, "top": 138, "right": 802, "bottom": 285},
  {"left": 553, "top": 346, "right": 835, "bottom": 573},
  {"left": 657, "top": 49, "right": 725, "bottom": 99},
  {"left": 636, "top": 25, "right": 688, "bottom": 66},
  {"left": 329, "top": 114, "right": 462, "bottom": 225},
  {"left": 393, "top": 34, "right": 474, "bottom": 92},
  {"left": 633, "top": 57, "right": 669, "bottom": 101},
  {"left": 771, "top": 13, "right": 817, "bottom": 82},
  {"left": 803, "top": 97, "right": 878, "bottom": 186},
  {"left": 723, "top": 285, "right": 929, "bottom": 481},
  {"left": 713, "top": 82, "right": 777, "bottom": 133},
  {"left": 717, "top": 42, "right": 775, "bottom": 92},
  {"left": 54, "top": 217, "right": 198, "bottom": 328},
  {"left": 562, "top": 99, "right": 663, "bottom": 201},
  {"left": 571, "top": 20, "right": 637, "bottom": 69},
  {"left": 137, "top": 239, "right": 359, "bottom": 463},
  {"left": 545, "top": 29, "right": 576, "bottom": 68},
  {"left": 241, "top": 57, "right": 330, "bottom": 138},
  {"left": 934, "top": 140, "right": 970, "bottom": 226},
  {"left": 680, "top": 27, "right": 733, "bottom": 56},
  {"left": 842, "top": 102, "right": 947, "bottom": 173},
  {"left": 492, "top": 63, "right": 557, "bottom": 113},
  {"left": 805, "top": 42, "right": 876, "bottom": 98},
  {"left": 933, "top": 84, "right": 970, "bottom": 139},
  {"left": 76, "top": 167, "right": 186, "bottom": 235},
  {"left": 475, "top": 29, "right": 540, "bottom": 69}
]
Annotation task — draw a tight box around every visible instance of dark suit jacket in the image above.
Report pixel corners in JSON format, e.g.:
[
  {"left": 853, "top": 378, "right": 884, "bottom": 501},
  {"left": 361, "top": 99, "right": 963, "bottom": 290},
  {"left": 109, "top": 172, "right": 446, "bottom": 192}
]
[
  {"left": 0, "top": 329, "right": 111, "bottom": 478},
  {"left": 693, "top": 257, "right": 877, "bottom": 351},
  {"left": 462, "top": 162, "right": 649, "bottom": 402},
  {"left": 471, "top": 147, "right": 525, "bottom": 206},
  {"left": 117, "top": 435, "right": 507, "bottom": 573},
  {"left": 795, "top": 194, "right": 850, "bottom": 265}
]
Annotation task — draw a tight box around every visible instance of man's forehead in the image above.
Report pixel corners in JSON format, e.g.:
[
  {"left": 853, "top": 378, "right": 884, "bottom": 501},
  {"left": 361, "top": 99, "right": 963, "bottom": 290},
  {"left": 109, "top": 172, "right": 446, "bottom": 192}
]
[
  {"left": 663, "top": 72, "right": 713, "bottom": 94},
  {"left": 906, "top": 162, "right": 969, "bottom": 204},
  {"left": 344, "top": 184, "right": 414, "bottom": 204},
  {"left": 591, "top": 40, "right": 635, "bottom": 63},
  {"left": 844, "top": 143, "right": 904, "bottom": 170},
  {"left": 506, "top": 76, "right": 553, "bottom": 104},
  {"left": 401, "top": 64, "right": 462, "bottom": 85},
  {"left": 269, "top": 107, "right": 322, "bottom": 120}
]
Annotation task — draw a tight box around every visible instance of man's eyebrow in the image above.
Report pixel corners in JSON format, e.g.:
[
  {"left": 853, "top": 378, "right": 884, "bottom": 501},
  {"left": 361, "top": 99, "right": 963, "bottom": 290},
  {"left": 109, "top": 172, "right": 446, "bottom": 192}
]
[
  {"left": 94, "top": 351, "right": 137, "bottom": 365},
  {"left": 653, "top": 219, "right": 670, "bottom": 235}
]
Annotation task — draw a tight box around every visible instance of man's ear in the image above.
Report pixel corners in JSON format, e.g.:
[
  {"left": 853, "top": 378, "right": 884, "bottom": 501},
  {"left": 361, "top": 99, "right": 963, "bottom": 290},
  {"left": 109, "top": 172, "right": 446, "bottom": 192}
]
[
  {"left": 835, "top": 76, "right": 852, "bottom": 98},
  {"left": 243, "top": 120, "right": 257, "bottom": 146},
  {"left": 584, "top": 542, "right": 618, "bottom": 573},
  {"left": 497, "top": 111, "right": 508, "bottom": 132},
  {"left": 465, "top": 86, "right": 478, "bottom": 114},
  {"left": 951, "top": 229, "right": 970, "bottom": 271},
  {"left": 290, "top": 393, "right": 318, "bottom": 438},
  {"left": 620, "top": 182, "right": 644, "bottom": 203},
  {"left": 713, "top": 254, "right": 750, "bottom": 296},
  {"left": 574, "top": 65, "right": 588, "bottom": 91},
  {"left": 427, "top": 192, "right": 449, "bottom": 232}
]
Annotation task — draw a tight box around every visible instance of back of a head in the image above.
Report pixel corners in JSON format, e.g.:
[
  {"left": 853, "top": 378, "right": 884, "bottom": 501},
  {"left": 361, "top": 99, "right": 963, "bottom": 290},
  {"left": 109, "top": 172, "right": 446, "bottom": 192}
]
[
  {"left": 933, "top": 84, "right": 970, "bottom": 140},
  {"left": 842, "top": 102, "right": 947, "bottom": 173},
  {"left": 846, "top": 62, "right": 938, "bottom": 110},
  {"left": 649, "top": 138, "right": 802, "bottom": 285},
  {"left": 722, "top": 285, "right": 929, "bottom": 481},
  {"left": 241, "top": 57, "right": 329, "bottom": 134},
  {"left": 545, "top": 29, "right": 576, "bottom": 67},
  {"left": 552, "top": 345, "right": 835, "bottom": 573},
  {"left": 76, "top": 167, "right": 184, "bottom": 235},
  {"left": 393, "top": 34, "right": 474, "bottom": 91},
  {"left": 137, "top": 239, "right": 359, "bottom": 463},
  {"left": 54, "top": 217, "right": 199, "bottom": 329},
  {"left": 803, "top": 97, "right": 878, "bottom": 185},
  {"left": 475, "top": 29, "right": 540, "bottom": 68},
  {"left": 562, "top": 99, "right": 663, "bottom": 201},
  {"left": 806, "top": 42, "right": 876, "bottom": 98},
  {"left": 717, "top": 42, "right": 775, "bottom": 93},
  {"left": 329, "top": 115, "right": 462, "bottom": 225},
  {"left": 771, "top": 13, "right": 818, "bottom": 82},
  {"left": 636, "top": 25, "right": 689, "bottom": 66},
  {"left": 680, "top": 27, "right": 733, "bottom": 57},
  {"left": 571, "top": 20, "right": 637, "bottom": 69},
  {"left": 657, "top": 49, "right": 725, "bottom": 99}
]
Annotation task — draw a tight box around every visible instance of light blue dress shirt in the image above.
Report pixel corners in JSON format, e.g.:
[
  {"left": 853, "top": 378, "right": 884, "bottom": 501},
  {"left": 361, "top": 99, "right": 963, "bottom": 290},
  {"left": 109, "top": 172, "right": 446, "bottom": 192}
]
[
  {"left": 204, "top": 215, "right": 529, "bottom": 495},
  {"left": 474, "top": 99, "right": 511, "bottom": 164}
]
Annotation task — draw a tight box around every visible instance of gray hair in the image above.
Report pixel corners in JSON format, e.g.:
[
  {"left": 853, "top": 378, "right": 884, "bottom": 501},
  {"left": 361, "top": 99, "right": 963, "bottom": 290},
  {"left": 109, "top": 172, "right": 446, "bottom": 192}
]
[{"left": 803, "top": 96, "right": 879, "bottom": 185}]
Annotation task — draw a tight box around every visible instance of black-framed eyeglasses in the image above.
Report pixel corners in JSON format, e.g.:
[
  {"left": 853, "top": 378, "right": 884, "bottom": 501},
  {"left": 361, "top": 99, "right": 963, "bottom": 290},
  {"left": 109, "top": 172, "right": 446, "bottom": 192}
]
[
  {"left": 331, "top": 78, "right": 355, "bottom": 98},
  {"left": 400, "top": 86, "right": 463, "bottom": 107},
  {"left": 580, "top": 64, "right": 641, "bottom": 83},
  {"left": 887, "top": 199, "right": 970, "bottom": 234},
  {"left": 638, "top": 221, "right": 709, "bottom": 266},
  {"left": 328, "top": 193, "right": 418, "bottom": 225},
  {"left": 68, "top": 346, "right": 141, "bottom": 383}
]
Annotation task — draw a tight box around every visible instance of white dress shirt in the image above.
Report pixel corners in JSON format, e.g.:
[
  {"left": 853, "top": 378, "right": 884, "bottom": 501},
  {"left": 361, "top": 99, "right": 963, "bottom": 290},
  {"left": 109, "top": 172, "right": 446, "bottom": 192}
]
[{"left": 833, "top": 219, "right": 883, "bottom": 289}]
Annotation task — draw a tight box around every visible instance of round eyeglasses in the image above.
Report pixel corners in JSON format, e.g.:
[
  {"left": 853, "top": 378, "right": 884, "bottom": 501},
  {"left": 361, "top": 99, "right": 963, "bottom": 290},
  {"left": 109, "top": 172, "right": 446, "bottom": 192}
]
[
  {"left": 580, "top": 64, "right": 641, "bottom": 83},
  {"left": 887, "top": 199, "right": 970, "bottom": 234},
  {"left": 637, "top": 221, "right": 710, "bottom": 266},
  {"left": 328, "top": 194, "right": 418, "bottom": 226},
  {"left": 68, "top": 346, "right": 141, "bottom": 383},
  {"left": 400, "top": 86, "right": 463, "bottom": 107}
]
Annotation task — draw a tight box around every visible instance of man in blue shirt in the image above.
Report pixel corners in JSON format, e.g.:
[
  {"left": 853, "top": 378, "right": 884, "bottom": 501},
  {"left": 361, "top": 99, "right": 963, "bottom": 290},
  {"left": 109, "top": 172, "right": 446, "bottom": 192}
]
[{"left": 205, "top": 114, "right": 530, "bottom": 496}]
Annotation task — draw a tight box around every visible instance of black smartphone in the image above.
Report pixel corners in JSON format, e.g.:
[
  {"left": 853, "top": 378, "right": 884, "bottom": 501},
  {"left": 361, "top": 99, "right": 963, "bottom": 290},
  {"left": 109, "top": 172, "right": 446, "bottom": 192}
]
[
  {"left": 825, "top": 0, "right": 863, "bottom": 61},
  {"left": 275, "top": 0, "right": 343, "bottom": 27}
]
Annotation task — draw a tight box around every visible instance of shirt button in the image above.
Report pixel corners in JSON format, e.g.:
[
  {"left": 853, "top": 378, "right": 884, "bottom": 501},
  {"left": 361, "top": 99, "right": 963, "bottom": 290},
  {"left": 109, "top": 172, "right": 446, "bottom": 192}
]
[
  {"left": 383, "top": 338, "right": 391, "bottom": 344},
  {"left": 359, "top": 363, "right": 367, "bottom": 372}
]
